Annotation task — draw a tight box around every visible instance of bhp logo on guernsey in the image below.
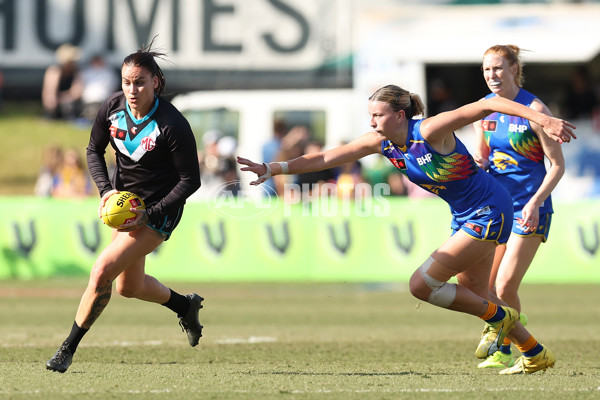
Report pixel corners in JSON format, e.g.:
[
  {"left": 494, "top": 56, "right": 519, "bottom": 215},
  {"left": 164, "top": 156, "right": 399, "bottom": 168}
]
[
  {"left": 417, "top": 153, "right": 433, "bottom": 165},
  {"left": 509, "top": 123, "right": 528, "bottom": 133}
]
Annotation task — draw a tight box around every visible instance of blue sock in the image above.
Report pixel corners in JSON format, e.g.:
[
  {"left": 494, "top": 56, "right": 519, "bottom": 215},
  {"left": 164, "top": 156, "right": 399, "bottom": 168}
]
[
  {"left": 499, "top": 344, "right": 511, "bottom": 355},
  {"left": 485, "top": 305, "right": 506, "bottom": 323},
  {"left": 523, "top": 343, "right": 544, "bottom": 357}
]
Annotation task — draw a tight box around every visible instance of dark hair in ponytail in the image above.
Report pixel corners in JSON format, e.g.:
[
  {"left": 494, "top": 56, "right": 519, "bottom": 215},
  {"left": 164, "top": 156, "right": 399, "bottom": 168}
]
[{"left": 122, "top": 35, "right": 167, "bottom": 95}]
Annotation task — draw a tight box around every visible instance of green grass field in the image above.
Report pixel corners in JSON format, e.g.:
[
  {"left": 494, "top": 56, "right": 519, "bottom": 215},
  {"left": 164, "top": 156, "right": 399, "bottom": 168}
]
[{"left": 1, "top": 280, "right": 598, "bottom": 400}]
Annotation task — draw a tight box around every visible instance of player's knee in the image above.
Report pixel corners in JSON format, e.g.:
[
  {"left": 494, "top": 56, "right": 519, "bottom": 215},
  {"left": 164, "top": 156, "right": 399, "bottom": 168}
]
[
  {"left": 88, "top": 263, "right": 113, "bottom": 288},
  {"left": 115, "top": 284, "right": 135, "bottom": 298},
  {"left": 115, "top": 280, "right": 139, "bottom": 298},
  {"left": 413, "top": 257, "right": 457, "bottom": 308},
  {"left": 428, "top": 282, "right": 457, "bottom": 308},
  {"left": 495, "top": 280, "right": 518, "bottom": 300},
  {"left": 409, "top": 270, "right": 430, "bottom": 301}
]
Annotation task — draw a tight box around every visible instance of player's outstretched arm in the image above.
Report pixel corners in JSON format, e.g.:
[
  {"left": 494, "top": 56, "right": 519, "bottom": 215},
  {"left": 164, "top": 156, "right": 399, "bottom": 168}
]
[
  {"left": 482, "top": 96, "right": 577, "bottom": 144},
  {"left": 424, "top": 96, "right": 576, "bottom": 145},
  {"left": 236, "top": 157, "right": 272, "bottom": 186},
  {"left": 237, "top": 132, "right": 380, "bottom": 186}
]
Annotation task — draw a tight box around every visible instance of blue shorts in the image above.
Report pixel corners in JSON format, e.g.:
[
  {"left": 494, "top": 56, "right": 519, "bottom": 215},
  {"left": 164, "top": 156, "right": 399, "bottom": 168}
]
[
  {"left": 512, "top": 210, "right": 552, "bottom": 242},
  {"left": 451, "top": 204, "right": 512, "bottom": 245},
  {"left": 146, "top": 205, "right": 184, "bottom": 241}
]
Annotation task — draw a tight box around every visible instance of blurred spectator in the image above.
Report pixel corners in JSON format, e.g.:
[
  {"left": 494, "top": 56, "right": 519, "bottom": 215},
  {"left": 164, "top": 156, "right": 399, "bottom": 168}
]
[
  {"left": 34, "top": 145, "right": 63, "bottom": 197},
  {"left": 42, "top": 43, "right": 84, "bottom": 120},
  {"left": 364, "top": 155, "right": 407, "bottom": 196},
  {"left": 562, "top": 66, "right": 598, "bottom": 121},
  {"left": 336, "top": 160, "right": 366, "bottom": 199},
  {"left": 217, "top": 135, "right": 241, "bottom": 196},
  {"left": 427, "top": 78, "right": 459, "bottom": 117},
  {"left": 334, "top": 141, "right": 367, "bottom": 199},
  {"left": 51, "top": 147, "right": 93, "bottom": 198},
  {"left": 402, "top": 175, "right": 437, "bottom": 198},
  {"left": 191, "top": 130, "right": 240, "bottom": 199},
  {"left": 386, "top": 172, "right": 408, "bottom": 196},
  {"left": 272, "top": 125, "right": 310, "bottom": 196},
  {"left": 80, "top": 54, "right": 120, "bottom": 121},
  {"left": 262, "top": 119, "right": 288, "bottom": 165},
  {"left": 261, "top": 121, "right": 311, "bottom": 197},
  {"left": 220, "top": 158, "right": 241, "bottom": 196},
  {"left": 277, "top": 125, "right": 310, "bottom": 161},
  {"left": 262, "top": 119, "right": 288, "bottom": 195},
  {"left": 296, "top": 140, "right": 337, "bottom": 195},
  {"left": 195, "top": 129, "right": 225, "bottom": 198}
]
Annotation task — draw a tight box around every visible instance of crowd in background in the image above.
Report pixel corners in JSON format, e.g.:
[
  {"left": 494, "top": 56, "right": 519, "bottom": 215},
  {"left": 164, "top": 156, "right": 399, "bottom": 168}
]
[
  {"left": 32, "top": 43, "right": 600, "bottom": 201},
  {"left": 41, "top": 44, "right": 120, "bottom": 123},
  {"left": 34, "top": 44, "right": 119, "bottom": 200},
  {"left": 35, "top": 145, "right": 94, "bottom": 199}
]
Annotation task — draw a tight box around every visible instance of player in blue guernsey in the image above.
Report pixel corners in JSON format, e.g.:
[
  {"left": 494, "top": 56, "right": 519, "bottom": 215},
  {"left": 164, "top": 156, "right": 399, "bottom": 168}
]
[
  {"left": 473, "top": 45, "right": 566, "bottom": 371},
  {"left": 46, "top": 41, "right": 203, "bottom": 373},
  {"left": 238, "top": 84, "right": 575, "bottom": 374}
]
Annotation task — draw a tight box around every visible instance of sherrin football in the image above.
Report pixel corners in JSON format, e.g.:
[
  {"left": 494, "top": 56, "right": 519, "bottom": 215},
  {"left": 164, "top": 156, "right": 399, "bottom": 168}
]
[{"left": 101, "top": 191, "right": 145, "bottom": 228}]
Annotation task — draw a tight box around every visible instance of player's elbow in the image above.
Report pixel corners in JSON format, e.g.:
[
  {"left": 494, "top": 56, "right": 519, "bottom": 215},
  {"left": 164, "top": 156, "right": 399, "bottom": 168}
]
[{"left": 191, "top": 175, "right": 201, "bottom": 192}]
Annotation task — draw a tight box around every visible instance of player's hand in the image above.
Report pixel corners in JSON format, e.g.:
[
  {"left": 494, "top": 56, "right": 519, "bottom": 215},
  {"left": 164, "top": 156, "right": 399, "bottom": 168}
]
[
  {"left": 518, "top": 202, "right": 540, "bottom": 233},
  {"left": 542, "top": 116, "right": 577, "bottom": 144},
  {"left": 237, "top": 156, "right": 271, "bottom": 185},
  {"left": 472, "top": 153, "right": 489, "bottom": 170},
  {"left": 117, "top": 208, "right": 148, "bottom": 232},
  {"left": 98, "top": 189, "right": 119, "bottom": 218}
]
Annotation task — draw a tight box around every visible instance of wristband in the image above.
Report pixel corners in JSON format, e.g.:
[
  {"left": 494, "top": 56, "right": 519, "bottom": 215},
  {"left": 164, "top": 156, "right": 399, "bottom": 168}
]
[
  {"left": 278, "top": 161, "right": 289, "bottom": 174},
  {"left": 258, "top": 163, "right": 272, "bottom": 180}
]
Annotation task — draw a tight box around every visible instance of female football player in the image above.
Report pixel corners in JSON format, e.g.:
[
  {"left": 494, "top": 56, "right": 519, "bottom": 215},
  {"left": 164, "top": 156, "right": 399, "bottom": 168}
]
[
  {"left": 46, "top": 40, "right": 203, "bottom": 373},
  {"left": 237, "top": 84, "right": 575, "bottom": 374},
  {"left": 472, "top": 45, "right": 565, "bottom": 369}
]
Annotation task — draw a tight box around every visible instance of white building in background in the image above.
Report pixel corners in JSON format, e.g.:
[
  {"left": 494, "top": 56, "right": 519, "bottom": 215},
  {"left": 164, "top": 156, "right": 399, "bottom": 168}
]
[
  {"left": 171, "top": 1, "right": 600, "bottom": 199},
  {"left": 1, "top": 0, "right": 599, "bottom": 198}
]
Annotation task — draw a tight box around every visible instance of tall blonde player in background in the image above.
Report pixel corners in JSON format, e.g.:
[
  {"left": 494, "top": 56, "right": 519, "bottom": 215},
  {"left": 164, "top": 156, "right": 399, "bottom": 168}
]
[{"left": 473, "top": 45, "right": 566, "bottom": 370}]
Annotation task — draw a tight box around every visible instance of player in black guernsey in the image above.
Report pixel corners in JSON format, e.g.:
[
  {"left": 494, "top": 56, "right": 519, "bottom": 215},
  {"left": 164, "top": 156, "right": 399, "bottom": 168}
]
[
  {"left": 46, "top": 41, "right": 203, "bottom": 373},
  {"left": 87, "top": 90, "right": 199, "bottom": 227}
]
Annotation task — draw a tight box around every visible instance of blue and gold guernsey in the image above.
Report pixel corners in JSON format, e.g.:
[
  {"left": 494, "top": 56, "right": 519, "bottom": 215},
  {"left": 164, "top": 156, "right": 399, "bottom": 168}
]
[
  {"left": 87, "top": 92, "right": 201, "bottom": 228},
  {"left": 381, "top": 119, "right": 513, "bottom": 244},
  {"left": 481, "top": 89, "right": 552, "bottom": 215}
]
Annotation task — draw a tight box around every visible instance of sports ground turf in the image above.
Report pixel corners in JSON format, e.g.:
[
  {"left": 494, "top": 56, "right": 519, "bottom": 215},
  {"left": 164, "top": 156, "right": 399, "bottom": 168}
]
[{"left": 0, "top": 280, "right": 599, "bottom": 400}]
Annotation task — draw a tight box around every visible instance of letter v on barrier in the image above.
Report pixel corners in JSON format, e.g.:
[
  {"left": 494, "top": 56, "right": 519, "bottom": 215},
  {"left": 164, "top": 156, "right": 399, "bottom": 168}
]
[
  {"left": 203, "top": 221, "right": 226, "bottom": 254},
  {"left": 266, "top": 221, "right": 290, "bottom": 254},
  {"left": 12, "top": 220, "right": 36, "bottom": 257},
  {"left": 327, "top": 220, "right": 351, "bottom": 254},
  {"left": 391, "top": 221, "right": 414, "bottom": 254},
  {"left": 76, "top": 221, "right": 101, "bottom": 253},
  {"left": 577, "top": 222, "right": 599, "bottom": 256}
]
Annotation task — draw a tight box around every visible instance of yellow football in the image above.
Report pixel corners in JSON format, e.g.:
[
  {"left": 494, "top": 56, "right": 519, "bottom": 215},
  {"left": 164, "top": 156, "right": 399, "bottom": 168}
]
[{"left": 101, "top": 191, "right": 145, "bottom": 229}]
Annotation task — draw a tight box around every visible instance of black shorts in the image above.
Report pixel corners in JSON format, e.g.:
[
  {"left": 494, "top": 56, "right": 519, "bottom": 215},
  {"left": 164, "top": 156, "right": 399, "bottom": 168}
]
[{"left": 146, "top": 205, "right": 184, "bottom": 241}]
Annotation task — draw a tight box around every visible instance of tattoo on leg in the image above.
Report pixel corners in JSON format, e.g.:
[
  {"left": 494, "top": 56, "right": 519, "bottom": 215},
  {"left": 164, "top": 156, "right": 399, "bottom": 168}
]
[{"left": 82, "top": 281, "right": 112, "bottom": 328}]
